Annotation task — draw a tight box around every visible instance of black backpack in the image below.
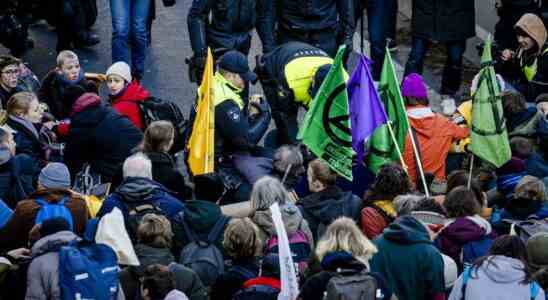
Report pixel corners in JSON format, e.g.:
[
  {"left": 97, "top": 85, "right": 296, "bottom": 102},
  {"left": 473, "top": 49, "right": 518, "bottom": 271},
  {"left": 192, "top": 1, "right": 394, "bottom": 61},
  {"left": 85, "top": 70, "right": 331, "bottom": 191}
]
[
  {"left": 138, "top": 97, "right": 187, "bottom": 152},
  {"left": 125, "top": 202, "right": 167, "bottom": 242}
]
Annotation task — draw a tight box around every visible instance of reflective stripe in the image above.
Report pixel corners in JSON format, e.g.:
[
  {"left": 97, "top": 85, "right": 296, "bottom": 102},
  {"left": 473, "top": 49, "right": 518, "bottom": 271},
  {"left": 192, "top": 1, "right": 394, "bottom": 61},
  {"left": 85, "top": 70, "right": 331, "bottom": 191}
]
[
  {"left": 211, "top": 72, "right": 245, "bottom": 109},
  {"left": 522, "top": 48, "right": 548, "bottom": 82}
]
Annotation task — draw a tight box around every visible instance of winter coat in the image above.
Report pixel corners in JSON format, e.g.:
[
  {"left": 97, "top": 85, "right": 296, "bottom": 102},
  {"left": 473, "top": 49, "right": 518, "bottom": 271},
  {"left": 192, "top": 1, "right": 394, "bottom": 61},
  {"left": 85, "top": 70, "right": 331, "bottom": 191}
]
[
  {"left": 360, "top": 200, "right": 397, "bottom": 240},
  {"left": 435, "top": 215, "right": 495, "bottom": 268},
  {"left": 0, "top": 188, "right": 88, "bottom": 251},
  {"left": 64, "top": 93, "right": 143, "bottom": 182},
  {"left": 298, "top": 186, "right": 361, "bottom": 241},
  {"left": 146, "top": 152, "right": 189, "bottom": 200},
  {"left": 448, "top": 255, "right": 545, "bottom": 300},
  {"left": 0, "top": 147, "right": 36, "bottom": 208},
  {"left": 411, "top": 0, "right": 475, "bottom": 42},
  {"left": 6, "top": 117, "right": 45, "bottom": 163},
  {"left": 0, "top": 85, "right": 21, "bottom": 109},
  {"left": 38, "top": 69, "right": 97, "bottom": 120},
  {"left": 25, "top": 231, "right": 80, "bottom": 300},
  {"left": 300, "top": 251, "right": 392, "bottom": 300},
  {"left": 210, "top": 259, "right": 260, "bottom": 300},
  {"left": 251, "top": 203, "right": 314, "bottom": 250},
  {"left": 110, "top": 81, "right": 150, "bottom": 130},
  {"left": 501, "top": 197, "right": 548, "bottom": 221},
  {"left": 370, "top": 216, "right": 446, "bottom": 300},
  {"left": 97, "top": 177, "right": 185, "bottom": 221},
  {"left": 236, "top": 277, "right": 281, "bottom": 300},
  {"left": 119, "top": 244, "right": 207, "bottom": 300},
  {"left": 507, "top": 107, "right": 543, "bottom": 141},
  {"left": 403, "top": 106, "right": 469, "bottom": 184},
  {"left": 165, "top": 290, "right": 190, "bottom": 300},
  {"left": 525, "top": 152, "right": 548, "bottom": 179}
]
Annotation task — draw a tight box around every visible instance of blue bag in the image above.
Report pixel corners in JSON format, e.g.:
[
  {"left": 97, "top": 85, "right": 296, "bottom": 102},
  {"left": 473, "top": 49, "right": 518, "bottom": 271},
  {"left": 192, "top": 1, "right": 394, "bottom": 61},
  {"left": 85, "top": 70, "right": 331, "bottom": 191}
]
[{"left": 34, "top": 197, "right": 74, "bottom": 231}]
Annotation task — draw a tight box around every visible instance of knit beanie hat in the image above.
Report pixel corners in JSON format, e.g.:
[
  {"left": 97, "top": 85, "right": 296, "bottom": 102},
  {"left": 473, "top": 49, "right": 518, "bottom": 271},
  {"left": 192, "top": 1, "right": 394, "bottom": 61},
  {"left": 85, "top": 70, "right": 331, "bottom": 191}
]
[
  {"left": 39, "top": 217, "right": 72, "bottom": 237},
  {"left": 527, "top": 232, "right": 548, "bottom": 266},
  {"left": 401, "top": 73, "right": 428, "bottom": 100},
  {"left": 106, "top": 61, "right": 132, "bottom": 83},
  {"left": 38, "top": 162, "right": 71, "bottom": 189}
]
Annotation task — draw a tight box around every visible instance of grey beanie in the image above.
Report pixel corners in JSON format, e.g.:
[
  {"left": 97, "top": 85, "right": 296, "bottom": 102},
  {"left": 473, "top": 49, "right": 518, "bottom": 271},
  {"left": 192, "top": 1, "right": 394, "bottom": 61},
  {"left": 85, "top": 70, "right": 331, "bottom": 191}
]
[{"left": 38, "top": 163, "right": 71, "bottom": 189}]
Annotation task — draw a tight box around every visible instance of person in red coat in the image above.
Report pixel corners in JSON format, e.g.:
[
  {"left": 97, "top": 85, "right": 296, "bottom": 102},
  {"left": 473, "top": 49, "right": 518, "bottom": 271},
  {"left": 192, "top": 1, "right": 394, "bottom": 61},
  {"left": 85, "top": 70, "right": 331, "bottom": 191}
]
[{"left": 106, "top": 61, "right": 150, "bottom": 130}]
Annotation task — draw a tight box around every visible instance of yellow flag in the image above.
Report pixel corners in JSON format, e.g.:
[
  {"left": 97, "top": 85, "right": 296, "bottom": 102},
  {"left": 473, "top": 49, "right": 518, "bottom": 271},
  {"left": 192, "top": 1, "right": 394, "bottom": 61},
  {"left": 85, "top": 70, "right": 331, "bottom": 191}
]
[{"left": 187, "top": 48, "right": 215, "bottom": 175}]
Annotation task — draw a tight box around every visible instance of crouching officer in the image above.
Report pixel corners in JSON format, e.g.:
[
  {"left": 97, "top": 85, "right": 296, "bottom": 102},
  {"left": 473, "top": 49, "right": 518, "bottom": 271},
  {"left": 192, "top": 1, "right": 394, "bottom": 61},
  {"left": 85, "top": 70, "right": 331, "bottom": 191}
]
[
  {"left": 186, "top": 0, "right": 273, "bottom": 83},
  {"left": 212, "top": 51, "right": 272, "bottom": 203},
  {"left": 256, "top": 41, "right": 333, "bottom": 146}
]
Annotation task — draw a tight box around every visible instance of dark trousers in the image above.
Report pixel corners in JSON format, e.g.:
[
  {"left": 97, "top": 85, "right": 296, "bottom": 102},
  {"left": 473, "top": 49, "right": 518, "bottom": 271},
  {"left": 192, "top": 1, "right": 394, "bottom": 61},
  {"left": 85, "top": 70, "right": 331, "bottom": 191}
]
[
  {"left": 261, "top": 81, "right": 300, "bottom": 147},
  {"left": 56, "top": 0, "right": 87, "bottom": 51},
  {"left": 404, "top": 37, "right": 467, "bottom": 95},
  {"left": 277, "top": 26, "right": 338, "bottom": 58}
]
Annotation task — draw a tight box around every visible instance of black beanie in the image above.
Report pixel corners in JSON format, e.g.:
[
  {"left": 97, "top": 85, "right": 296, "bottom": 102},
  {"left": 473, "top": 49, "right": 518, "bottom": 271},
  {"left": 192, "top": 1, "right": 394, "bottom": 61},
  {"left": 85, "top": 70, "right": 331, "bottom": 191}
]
[
  {"left": 39, "top": 217, "right": 71, "bottom": 237},
  {"left": 194, "top": 173, "right": 225, "bottom": 202}
]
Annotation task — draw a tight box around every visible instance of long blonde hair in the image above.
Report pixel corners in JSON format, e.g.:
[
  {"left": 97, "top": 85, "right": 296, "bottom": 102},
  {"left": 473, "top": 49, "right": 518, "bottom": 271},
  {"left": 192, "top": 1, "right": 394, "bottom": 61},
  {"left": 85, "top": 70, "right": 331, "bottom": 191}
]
[
  {"left": 316, "top": 217, "right": 378, "bottom": 265},
  {"left": 0, "top": 92, "right": 36, "bottom": 124}
]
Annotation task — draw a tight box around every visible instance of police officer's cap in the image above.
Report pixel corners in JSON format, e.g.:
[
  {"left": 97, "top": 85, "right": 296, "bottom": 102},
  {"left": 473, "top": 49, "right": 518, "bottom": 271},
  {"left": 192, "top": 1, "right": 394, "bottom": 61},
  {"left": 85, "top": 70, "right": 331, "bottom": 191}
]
[{"left": 218, "top": 50, "right": 257, "bottom": 83}]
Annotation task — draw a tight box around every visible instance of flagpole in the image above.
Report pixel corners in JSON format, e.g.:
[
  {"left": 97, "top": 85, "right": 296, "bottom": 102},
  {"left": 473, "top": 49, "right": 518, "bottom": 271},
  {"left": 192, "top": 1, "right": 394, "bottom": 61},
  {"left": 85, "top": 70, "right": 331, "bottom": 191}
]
[
  {"left": 385, "top": 121, "right": 407, "bottom": 171},
  {"left": 467, "top": 154, "right": 475, "bottom": 190}
]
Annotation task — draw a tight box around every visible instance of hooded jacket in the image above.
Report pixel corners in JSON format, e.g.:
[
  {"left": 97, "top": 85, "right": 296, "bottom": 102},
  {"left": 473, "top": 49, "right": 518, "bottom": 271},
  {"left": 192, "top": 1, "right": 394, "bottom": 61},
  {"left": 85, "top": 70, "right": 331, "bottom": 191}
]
[
  {"left": 0, "top": 147, "right": 36, "bottom": 208},
  {"left": 97, "top": 177, "right": 185, "bottom": 221},
  {"left": 210, "top": 258, "right": 260, "bottom": 300},
  {"left": 448, "top": 255, "right": 545, "bottom": 300},
  {"left": 146, "top": 152, "right": 190, "bottom": 200},
  {"left": 251, "top": 203, "right": 314, "bottom": 250},
  {"left": 119, "top": 244, "right": 207, "bottom": 300},
  {"left": 25, "top": 231, "right": 80, "bottom": 300},
  {"left": 0, "top": 188, "right": 88, "bottom": 251},
  {"left": 370, "top": 216, "right": 446, "bottom": 300},
  {"left": 110, "top": 81, "right": 150, "bottom": 130},
  {"left": 64, "top": 93, "right": 143, "bottom": 181},
  {"left": 403, "top": 106, "right": 469, "bottom": 184},
  {"left": 298, "top": 186, "right": 361, "bottom": 241}
]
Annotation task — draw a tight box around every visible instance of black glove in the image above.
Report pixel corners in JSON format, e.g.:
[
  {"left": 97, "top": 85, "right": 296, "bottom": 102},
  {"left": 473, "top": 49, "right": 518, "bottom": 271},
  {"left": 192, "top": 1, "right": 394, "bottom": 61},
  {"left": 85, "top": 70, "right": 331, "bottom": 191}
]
[
  {"left": 186, "top": 55, "right": 206, "bottom": 83},
  {"left": 251, "top": 97, "right": 271, "bottom": 114}
]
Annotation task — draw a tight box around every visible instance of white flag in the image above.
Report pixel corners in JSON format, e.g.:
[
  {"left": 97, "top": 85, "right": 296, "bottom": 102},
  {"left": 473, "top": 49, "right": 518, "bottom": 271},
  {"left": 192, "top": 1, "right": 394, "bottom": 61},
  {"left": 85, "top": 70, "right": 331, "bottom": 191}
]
[{"left": 269, "top": 202, "right": 299, "bottom": 300}]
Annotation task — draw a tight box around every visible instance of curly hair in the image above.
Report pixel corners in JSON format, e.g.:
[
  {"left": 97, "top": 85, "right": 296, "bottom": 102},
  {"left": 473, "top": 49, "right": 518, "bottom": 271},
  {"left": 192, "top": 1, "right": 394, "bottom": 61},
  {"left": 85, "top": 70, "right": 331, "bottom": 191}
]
[
  {"left": 223, "top": 217, "right": 262, "bottom": 261},
  {"left": 363, "top": 163, "right": 412, "bottom": 204},
  {"left": 443, "top": 186, "right": 481, "bottom": 218}
]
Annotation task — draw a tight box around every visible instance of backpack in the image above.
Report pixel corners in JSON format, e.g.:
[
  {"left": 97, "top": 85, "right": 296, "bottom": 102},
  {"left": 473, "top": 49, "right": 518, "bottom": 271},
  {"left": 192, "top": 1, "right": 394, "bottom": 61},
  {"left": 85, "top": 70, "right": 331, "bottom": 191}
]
[
  {"left": 507, "top": 218, "right": 548, "bottom": 243},
  {"left": 264, "top": 230, "right": 311, "bottom": 275},
  {"left": 232, "top": 283, "right": 280, "bottom": 300},
  {"left": 324, "top": 269, "right": 380, "bottom": 300},
  {"left": 179, "top": 216, "right": 229, "bottom": 286},
  {"left": 126, "top": 202, "right": 167, "bottom": 242},
  {"left": 72, "top": 164, "right": 103, "bottom": 195},
  {"left": 138, "top": 97, "right": 187, "bottom": 152},
  {"left": 34, "top": 197, "right": 74, "bottom": 231},
  {"left": 460, "top": 265, "right": 541, "bottom": 300},
  {"left": 462, "top": 236, "right": 494, "bottom": 266},
  {"left": 59, "top": 241, "right": 120, "bottom": 300}
]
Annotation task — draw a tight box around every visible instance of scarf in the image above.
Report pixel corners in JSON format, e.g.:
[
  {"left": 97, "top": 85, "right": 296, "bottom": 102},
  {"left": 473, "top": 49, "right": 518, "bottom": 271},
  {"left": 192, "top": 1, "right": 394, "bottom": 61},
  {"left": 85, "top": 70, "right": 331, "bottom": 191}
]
[
  {"left": 57, "top": 69, "right": 85, "bottom": 96},
  {"left": 9, "top": 115, "right": 39, "bottom": 139}
]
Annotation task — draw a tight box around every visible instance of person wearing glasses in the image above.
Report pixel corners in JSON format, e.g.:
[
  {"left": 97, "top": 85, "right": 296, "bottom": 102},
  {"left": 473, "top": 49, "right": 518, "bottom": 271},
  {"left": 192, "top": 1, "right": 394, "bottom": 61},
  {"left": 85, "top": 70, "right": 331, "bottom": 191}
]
[{"left": 0, "top": 56, "right": 23, "bottom": 109}]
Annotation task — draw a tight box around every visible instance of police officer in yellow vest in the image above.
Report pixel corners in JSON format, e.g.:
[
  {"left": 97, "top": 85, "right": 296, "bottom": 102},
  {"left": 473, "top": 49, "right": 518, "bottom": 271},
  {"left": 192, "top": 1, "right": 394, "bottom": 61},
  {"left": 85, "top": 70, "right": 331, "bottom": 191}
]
[
  {"left": 256, "top": 41, "right": 333, "bottom": 146},
  {"left": 500, "top": 13, "right": 548, "bottom": 102}
]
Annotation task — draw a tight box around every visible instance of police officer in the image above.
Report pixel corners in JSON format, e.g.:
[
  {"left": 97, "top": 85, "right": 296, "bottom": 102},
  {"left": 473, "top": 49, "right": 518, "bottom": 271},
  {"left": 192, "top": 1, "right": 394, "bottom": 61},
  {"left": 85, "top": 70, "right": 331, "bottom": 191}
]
[
  {"left": 187, "top": 0, "right": 272, "bottom": 82},
  {"left": 256, "top": 41, "right": 333, "bottom": 146},
  {"left": 210, "top": 51, "right": 272, "bottom": 203},
  {"left": 260, "top": 0, "right": 355, "bottom": 57}
]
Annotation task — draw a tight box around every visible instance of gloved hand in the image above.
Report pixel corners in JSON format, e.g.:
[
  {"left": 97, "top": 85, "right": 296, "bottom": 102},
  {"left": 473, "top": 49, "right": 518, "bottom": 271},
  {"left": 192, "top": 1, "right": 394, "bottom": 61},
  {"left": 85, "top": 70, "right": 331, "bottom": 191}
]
[{"left": 186, "top": 55, "right": 206, "bottom": 83}]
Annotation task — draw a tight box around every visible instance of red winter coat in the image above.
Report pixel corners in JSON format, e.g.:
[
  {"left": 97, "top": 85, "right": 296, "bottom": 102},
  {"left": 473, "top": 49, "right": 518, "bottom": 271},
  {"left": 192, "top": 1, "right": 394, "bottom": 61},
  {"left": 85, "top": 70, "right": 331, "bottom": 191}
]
[{"left": 110, "top": 81, "right": 150, "bottom": 130}]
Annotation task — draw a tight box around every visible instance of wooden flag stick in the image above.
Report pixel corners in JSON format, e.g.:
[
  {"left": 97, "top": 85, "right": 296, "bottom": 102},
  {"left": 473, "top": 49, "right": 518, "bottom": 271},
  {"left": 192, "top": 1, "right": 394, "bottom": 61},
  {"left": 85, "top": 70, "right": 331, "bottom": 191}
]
[
  {"left": 467, "top": 154, "right": 475, "bottom": 190},
  {"left": 386, "top": 120, "right": 408, "bottom": 172},
  {"left": 406, "top": 125, "right": 430, "bottom": 198}
]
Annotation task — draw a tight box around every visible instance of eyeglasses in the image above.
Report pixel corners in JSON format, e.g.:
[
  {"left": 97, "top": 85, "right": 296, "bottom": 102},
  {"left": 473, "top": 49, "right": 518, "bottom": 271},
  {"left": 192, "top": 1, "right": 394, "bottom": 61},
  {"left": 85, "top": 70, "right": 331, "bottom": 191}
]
[{"left": 1, "top": 69, "right": 20, "bottom": 76}]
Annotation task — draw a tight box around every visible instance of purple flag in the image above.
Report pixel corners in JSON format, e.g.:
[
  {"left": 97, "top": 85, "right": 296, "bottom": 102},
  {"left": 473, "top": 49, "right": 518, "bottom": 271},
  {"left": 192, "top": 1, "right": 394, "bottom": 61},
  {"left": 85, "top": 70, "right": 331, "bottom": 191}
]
[{"left": 348, "top": 55, "right": 388, "bottom": 161}]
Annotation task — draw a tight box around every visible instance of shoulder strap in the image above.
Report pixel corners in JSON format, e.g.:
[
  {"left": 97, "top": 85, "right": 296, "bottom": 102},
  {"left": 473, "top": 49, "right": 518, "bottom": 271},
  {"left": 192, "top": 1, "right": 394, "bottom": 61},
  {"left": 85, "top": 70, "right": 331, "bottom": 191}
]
[
  {"left": 57, "top": 196, "right": 68, "bottom": 206},
  {"left": 530, "top": 282, "right": 540, "bottom": 300},
  {"left": 207, "top": 216, "right": 229, "bottom": 243},
  {"left": 461, "top": 265, "right": 472, "bottom": 300},
  {"left": 180, "top": 216, "right": 199, "bottom": 243},
  {"left": 35, "top": 198, "right": 48, "bottom": 206}
]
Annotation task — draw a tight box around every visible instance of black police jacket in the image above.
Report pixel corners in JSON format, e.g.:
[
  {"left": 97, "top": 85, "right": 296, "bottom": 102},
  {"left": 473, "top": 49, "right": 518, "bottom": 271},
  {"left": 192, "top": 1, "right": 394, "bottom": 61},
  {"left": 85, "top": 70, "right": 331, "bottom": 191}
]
[{"left": 187, "top": 0, "right": 273, "bottom": 56}]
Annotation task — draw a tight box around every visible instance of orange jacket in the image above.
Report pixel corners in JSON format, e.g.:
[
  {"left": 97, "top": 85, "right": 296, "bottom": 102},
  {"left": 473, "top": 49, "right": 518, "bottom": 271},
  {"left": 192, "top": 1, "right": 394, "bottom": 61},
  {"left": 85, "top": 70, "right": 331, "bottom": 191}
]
[{"left": 403, "top": 106, "right": 469, "bottom": 184}]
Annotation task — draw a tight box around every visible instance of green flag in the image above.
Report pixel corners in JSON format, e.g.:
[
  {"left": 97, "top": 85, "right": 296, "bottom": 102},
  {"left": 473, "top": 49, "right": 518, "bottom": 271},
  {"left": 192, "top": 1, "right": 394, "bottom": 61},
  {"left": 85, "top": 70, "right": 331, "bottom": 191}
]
[
  {"left": 366, "top": 49, "right": 409, "bottom": 174},
  {"left": 298, "top": 46, "right": 353, "bottom": 181},
  {"left": 469, "top": 36, "right": 511, "bottom": 168}
]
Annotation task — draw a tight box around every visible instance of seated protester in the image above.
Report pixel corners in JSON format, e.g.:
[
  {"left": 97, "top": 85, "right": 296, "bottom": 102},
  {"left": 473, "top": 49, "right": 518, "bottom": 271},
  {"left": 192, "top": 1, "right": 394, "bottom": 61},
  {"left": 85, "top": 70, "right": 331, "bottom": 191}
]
[
  {"left": 106, "top": 61, "right": 150, "bottom": 130},
  {"left": 210, "top": 218, "right": 261, "bottom": 300},
  {"left": 435, "top": 187, "right": 495, "bottom": 271},
  {"left": 1, "top": 92, "right": 52, "bottom": 165},
  {"left": 499, "top": 176, "right": 548, "bottom": 223},
  {"left": 233, "top": 254, "right": 282, "bottom": 300},
  {"left": 97, "top": 153, "right": 185, "bottom": 237},
  {"left": 370, "top": 215, "right": 446, "bottom": 300},
  {"left": 141, "top": 264, "right": 190, "bottom": 300},
  {"left": 64, "top": 92, "right": 143, "bottom": 182},
  {"left": 272, "top": 145, "right": 305, "bottom": 201},
  {"left": 0, "top": 56, "right": 23, "bottom": 108},
  {"left": 392, "top": 194, "right": 426, "bottom": 216},
  {"left": 511, "top": 137, "right": 548, "bottom": 179},
  {"left": 499, "top": 14, "right": 548, "bottom": 102},
  {"left": 446, "top": 170, "right": 492, "bottom": 219},
  {"left": 298, "top": 159, "right": 361, "bottom": 241},
  {"left": 249, "top": 176, "right": 313, "bottom": 250},
  {"left": 0, "top": 162, "right": 88, "bottom": 251},
  {"left": 401, "top": 73, "right": 469, "bottom": 186},
  {"left": 38, "top": 50, "right": 97, "bottom": 120},
  {"left": 143, "top": 121, "right": 191, "bottom": 200},
  {"left": 120, "top": 214, "right": 207, "bottom": 300},
  {"left": 361, "top": 163, "right": 412, "bottom": 240},
  {"left": 448, "top": 235, "right": 545, "bottom": 300},
  {"left": 503, "top": 92, "right": 543, "bottom": 142},
  {"left": 527, "top": 233, "right": 548, "bottom": 293},
  {"left": 172, "top": 173, "right": 230, "bottom": 259},
  {"left": 494, "top": 157, "right": 528, "bottom": 208},
  {"left": 300, "top": 217, "right": 392, "bottom": 300},
  {"left": 0, "top": 127, "right": 35, "bottom": 208}
]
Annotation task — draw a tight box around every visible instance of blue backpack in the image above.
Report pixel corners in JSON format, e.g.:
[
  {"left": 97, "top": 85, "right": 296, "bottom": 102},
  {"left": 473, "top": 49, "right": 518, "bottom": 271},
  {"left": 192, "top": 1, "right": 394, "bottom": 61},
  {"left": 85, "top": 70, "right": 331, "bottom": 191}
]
[
  {"left": 460, "top": 265, "right": 541, "bottom": 300},
  {"left": 34, "top": 197, "right": 74, "bottom": 230},
  {"left": 59, "top": 241, "right": 120, "bottom": 300},
  {"left": 462, "top": 236, "right": 494, "bottom": 266}
]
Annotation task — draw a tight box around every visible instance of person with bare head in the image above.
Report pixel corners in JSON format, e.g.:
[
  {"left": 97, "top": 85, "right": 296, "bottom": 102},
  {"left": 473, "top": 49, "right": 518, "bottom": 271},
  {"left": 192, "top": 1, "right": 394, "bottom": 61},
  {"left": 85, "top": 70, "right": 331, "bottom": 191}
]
[{"left": 272, "top": 145, "right": 305, "bottom": 194}]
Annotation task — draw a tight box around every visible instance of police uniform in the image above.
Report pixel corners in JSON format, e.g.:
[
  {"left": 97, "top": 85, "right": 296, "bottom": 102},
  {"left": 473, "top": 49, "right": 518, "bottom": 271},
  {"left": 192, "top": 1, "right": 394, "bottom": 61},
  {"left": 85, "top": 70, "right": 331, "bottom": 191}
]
[
  {"left": 257, "top": 42, "right": 333, "bottom": 145},
  {"left": 260, "top": 0, "right": 354, "bottom": 56}
]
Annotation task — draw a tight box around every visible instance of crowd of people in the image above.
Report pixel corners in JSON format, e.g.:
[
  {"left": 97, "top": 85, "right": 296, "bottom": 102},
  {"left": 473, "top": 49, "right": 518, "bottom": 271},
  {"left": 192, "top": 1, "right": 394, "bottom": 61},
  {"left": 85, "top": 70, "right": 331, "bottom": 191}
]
[{"left": 1, "top": 0, "right": 548, "bottom": 299}]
